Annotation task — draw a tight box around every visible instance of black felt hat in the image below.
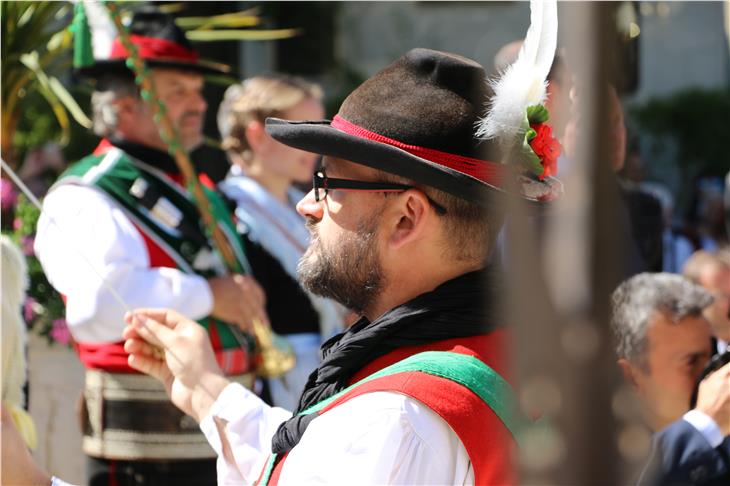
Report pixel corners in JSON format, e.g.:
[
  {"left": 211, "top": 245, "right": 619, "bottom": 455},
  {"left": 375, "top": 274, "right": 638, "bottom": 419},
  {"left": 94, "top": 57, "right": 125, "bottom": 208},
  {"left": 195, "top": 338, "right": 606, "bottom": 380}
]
[
  {"left": 266, "top": 48, "right": 519, "bottom": 206},
  {"left": 77, "top": 8, "right": 229, "bottom": 78}
]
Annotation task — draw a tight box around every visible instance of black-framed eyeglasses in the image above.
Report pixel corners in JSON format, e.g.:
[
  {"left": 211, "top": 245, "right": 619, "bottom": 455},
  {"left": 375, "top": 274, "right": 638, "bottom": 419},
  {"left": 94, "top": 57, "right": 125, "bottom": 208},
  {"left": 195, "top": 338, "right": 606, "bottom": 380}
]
[{"left": 312, "top": 168, "right": 447, "bottom": 215}]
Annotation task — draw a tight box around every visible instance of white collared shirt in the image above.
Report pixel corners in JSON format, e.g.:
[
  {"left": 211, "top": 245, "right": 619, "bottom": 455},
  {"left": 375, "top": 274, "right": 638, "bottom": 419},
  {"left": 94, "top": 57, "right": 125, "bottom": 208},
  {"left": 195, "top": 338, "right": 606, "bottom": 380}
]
[
  {"left": 35, "top": 184, "right": 213, "bottom": 343},
  {"left": 199, "top": 383, "right": 474, "bottom": 485}
]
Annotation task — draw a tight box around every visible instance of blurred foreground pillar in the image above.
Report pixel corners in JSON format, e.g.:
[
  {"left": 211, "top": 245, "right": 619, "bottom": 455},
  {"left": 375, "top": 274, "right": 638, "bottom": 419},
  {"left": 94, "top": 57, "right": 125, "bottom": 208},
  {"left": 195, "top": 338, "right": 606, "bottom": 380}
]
[{"left": 510, "top": 2, "right": 644, "bottom": 484}]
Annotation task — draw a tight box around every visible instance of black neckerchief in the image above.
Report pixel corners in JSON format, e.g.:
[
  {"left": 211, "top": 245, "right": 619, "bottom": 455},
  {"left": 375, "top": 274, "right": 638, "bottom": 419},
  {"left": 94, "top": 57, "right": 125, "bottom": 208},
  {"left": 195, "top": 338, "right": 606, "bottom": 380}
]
[
  {"left": 109, "top": 137, "right": 181, "bottom": 174},
  {"left": 271, "top": 266, "right": 503, "bottom": 454}
]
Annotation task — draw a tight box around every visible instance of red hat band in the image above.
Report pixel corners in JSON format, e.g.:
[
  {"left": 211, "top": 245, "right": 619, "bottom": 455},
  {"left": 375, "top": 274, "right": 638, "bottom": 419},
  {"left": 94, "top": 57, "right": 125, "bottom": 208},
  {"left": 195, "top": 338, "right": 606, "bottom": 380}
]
[
  {"left": 109, "top": 34, "right": 199, "bottom": 63},
  {"left": 330, "top": 115, "right": 504, "bottom": 187}
]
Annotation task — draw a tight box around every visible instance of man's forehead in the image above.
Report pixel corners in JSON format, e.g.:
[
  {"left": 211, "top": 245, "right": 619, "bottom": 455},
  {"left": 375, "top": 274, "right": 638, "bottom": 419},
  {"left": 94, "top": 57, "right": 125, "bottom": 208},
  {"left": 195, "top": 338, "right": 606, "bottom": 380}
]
[
  {"left": 321, "top": 156, "right": 375, "bottom": 178},
  {"left": 647, "top": 312, "right": 712, "bottom": 352},
  {"left": 151, "top": 68, "right": 204, "bottom": 85}
]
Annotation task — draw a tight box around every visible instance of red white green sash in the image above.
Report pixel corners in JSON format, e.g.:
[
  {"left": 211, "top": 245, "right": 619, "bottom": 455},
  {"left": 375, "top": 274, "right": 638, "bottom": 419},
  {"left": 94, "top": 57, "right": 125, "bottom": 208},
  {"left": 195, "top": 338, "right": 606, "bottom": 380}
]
[{"left": 257, "top": 349, "right": 517, "bottom": 486}]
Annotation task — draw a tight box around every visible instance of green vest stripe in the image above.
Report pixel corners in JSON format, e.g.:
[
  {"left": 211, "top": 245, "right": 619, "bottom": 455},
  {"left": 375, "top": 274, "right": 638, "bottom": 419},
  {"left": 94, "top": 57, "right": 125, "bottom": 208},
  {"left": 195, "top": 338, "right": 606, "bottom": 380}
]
[{"left": 56, "top": 148, "right": 251, "bottom": 350}]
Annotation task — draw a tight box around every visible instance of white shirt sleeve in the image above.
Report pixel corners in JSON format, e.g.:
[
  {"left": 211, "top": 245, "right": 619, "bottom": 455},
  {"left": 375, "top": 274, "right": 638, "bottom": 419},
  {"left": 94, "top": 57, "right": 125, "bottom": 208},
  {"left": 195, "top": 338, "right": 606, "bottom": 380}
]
[
  {"left": 202, "top": 386, "right": 473, "bottom": 485},
  {"left": 199, "top": 383, "right": 292, "bottom": 484},
  {"left": 683, "top": 409, "right": 725, "bottom": 448},
  {"left": 35, "top": 184, "right": 213, "bottom": 343}
]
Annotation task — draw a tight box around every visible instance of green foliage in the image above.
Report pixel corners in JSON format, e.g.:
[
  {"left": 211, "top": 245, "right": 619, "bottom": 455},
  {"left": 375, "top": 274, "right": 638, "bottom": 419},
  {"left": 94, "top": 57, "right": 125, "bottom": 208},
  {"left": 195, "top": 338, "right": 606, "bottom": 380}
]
[
  {"left": 2, "top": 195, "right": 67, "bottom": 346},
  {"left": 1, "top": 1, "right": 91, "bottom": 166},
  {"left": 629, "top": 88, "right": 730, "bottom": 176}
]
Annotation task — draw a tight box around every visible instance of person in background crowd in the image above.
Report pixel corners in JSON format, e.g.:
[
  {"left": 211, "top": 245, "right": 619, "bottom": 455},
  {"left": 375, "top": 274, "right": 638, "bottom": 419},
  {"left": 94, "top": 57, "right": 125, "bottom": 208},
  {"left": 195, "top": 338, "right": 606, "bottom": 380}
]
[
  {"left": 33, "top": 10, "right": 267, "bottom": 485},
  {"left": 1, "top": 236, "right": 36, "bottom": 451},
  {"left": 216, "top": 75, "right": 346, "bottom": 409},
  {"left": 564, "top": 84, "right": 664, "bottom": 275},
  {"left": 611, "top": 273, "right": 730, "bottom": 485},
  {"left": 683, "top": 250, "right": 730, "bottom": 354}
]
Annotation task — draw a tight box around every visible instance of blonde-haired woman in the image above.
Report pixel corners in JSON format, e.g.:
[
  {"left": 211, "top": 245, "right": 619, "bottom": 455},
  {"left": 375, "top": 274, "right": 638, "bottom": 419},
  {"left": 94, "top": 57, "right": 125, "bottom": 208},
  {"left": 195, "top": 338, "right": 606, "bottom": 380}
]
[{"left": 218, "top": 75, "right": 345, "bottom": 410}]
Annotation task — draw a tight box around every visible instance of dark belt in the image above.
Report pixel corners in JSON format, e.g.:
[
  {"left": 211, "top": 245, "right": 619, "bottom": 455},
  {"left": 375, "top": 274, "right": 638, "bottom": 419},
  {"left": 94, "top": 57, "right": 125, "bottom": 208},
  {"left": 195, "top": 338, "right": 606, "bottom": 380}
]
[{"left": 81, "top": 369, "right": 254, "bottom": 460}]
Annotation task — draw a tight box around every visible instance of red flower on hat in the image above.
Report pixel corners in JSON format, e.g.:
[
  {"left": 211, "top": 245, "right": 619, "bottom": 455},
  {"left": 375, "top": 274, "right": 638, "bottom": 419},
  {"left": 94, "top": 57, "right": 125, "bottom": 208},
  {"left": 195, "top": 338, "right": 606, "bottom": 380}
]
[{"left": 529, "top": 123, "right": 561, "bottom": 180}]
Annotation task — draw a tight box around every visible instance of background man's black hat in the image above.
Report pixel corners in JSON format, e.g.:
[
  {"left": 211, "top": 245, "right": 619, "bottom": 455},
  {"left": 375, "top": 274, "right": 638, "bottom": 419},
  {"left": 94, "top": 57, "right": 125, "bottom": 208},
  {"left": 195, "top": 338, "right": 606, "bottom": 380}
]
[{"left": 77, "top": 8, "right": 229, "bottom": 78}]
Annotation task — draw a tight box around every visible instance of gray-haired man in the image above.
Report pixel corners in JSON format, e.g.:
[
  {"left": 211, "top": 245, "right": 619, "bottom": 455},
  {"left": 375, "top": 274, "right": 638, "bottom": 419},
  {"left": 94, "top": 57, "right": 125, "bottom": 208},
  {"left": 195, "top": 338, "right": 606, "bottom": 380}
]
[{"left": 611, "top": 273, "right": 730, "bottom": 485}]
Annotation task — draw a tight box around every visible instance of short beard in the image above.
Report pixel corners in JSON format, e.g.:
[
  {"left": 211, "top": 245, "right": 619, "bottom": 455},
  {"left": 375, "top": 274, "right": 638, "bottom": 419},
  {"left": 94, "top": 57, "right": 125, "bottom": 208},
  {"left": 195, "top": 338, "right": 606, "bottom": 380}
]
[{"left": 298, "top": 216, "right": 384, "bottom": 316}]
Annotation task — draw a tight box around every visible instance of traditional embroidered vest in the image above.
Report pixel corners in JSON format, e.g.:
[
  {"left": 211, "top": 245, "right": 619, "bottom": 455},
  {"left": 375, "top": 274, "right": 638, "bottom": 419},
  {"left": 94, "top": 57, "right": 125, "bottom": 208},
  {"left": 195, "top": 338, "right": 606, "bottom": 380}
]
[
  {"left": 257, "top": 332, "right": 517, "bottom": 486},
  {"left": 54, "top": 146, "right": 256, "bottom": 374}
]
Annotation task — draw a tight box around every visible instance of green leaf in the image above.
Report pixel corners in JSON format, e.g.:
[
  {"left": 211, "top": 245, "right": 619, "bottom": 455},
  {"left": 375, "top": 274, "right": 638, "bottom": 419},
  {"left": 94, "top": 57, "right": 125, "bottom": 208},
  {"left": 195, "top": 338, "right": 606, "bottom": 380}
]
[
  {"left": 186, "top": 28, "right": 301, "bottom": 42},
  {"left": 520, "top": 128, "right": 544, "bottom": 176},
  {"left": 20, "top": 52, "right": 71, "bottom": 145},
  {"left": 526, "top": 104, "right": 550, "bottom": 124},
  {"left": 175, "top": 8, "right": 261, "bottom": 29},
  {"left": 48, "top": 76, "right": 92, "bottom": 129}
]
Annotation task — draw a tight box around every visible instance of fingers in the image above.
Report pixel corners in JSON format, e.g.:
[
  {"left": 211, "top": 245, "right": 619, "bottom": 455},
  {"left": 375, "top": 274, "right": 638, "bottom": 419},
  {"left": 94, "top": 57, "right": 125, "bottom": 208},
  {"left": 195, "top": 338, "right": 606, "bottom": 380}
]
[
  {"left": 124, "top": 308, "right": 186, "bottom": 330},
  {"left": 126, "top": 313, "right": 175, "bottom": 349},
  {"left": 124, "top": 337, "right": 161, "bottom": 358},
  {"left": 228, "top": 275, "right": 269, "bottom": 330},
  {"left": 127, "top": 352, "right": 171, "bottom": 385}
]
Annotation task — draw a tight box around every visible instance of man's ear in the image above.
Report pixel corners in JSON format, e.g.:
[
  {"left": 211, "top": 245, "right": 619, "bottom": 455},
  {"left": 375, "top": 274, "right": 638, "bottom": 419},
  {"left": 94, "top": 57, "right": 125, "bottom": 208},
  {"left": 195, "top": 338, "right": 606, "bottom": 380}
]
[
  {"left": 388, "top": 189, "right": 430, "bottom": 250},
  {"left": 618, "top": 358, "right": 640, "bottom": 392},
  {"left": 244, "top": 120, "right": 268, "bottom": 154}
]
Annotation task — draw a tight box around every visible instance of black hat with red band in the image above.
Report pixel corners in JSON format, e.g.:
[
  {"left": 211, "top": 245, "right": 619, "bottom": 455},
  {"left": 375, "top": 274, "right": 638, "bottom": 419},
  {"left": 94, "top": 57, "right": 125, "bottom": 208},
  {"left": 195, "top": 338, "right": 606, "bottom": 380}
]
[
  {"left": 77, "top": 9, "right": 229, "bottom": 79},
  {"left": 265, "top": 48, "right": 560, "bottom": 207}
]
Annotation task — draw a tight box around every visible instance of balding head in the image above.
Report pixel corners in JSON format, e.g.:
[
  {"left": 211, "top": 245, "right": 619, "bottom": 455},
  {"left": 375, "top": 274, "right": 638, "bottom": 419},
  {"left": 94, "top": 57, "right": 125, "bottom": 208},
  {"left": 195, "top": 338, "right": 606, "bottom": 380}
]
[
  {"left": 683, "top": 250, "right": 730, "bottom": 342},
  {"left": 683, "top": 250, "right": 730, "bottom": 287}
]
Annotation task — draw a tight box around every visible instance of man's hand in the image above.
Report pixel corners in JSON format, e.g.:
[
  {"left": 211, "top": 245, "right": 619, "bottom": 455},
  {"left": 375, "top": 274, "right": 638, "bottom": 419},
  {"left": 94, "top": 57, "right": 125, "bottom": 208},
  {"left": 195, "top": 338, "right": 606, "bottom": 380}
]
[
  {"left": 208, "top": 274, "right": 269, "bottom": 332},
  {"left": 123, "top": 309, "right": 231, "bottom": 422},
  {"left": 695, "top": 361, "right": 730, "bottom": 436}
]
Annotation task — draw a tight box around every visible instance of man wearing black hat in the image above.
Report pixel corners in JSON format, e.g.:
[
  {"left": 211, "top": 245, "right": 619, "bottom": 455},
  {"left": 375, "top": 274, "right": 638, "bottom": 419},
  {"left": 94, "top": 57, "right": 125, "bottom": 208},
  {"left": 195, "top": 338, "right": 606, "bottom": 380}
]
[
  {"left": 123, "top": 48, "right": 529, "bottom": 484},
  {"left": 34, "top": 10, "right": 267, "bottom": 485}
]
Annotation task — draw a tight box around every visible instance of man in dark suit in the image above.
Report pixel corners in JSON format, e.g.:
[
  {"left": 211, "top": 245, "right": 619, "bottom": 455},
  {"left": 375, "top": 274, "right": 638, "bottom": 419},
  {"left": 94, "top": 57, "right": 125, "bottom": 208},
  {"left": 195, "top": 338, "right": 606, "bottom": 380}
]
[{"left": 611, "top": 273, "right": 730, "bottom": 485}]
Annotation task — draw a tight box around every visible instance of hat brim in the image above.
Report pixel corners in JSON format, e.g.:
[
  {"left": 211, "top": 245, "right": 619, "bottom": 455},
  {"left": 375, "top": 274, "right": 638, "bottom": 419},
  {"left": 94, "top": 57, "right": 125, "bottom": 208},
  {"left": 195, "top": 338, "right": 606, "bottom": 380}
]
[
  {"left": 266, "top": 118, "right": 562, "bottom": 207},
  {"left": 76, "top": 58, "right": 230, "bottom": 78},
  {"left": 266, "top": 118, "right": 504, "bottom": 208}
]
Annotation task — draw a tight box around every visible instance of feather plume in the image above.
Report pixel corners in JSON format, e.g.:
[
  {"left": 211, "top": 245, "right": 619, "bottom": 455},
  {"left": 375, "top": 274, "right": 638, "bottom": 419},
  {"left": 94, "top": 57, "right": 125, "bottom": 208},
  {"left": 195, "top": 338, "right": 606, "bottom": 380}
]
[
  {"left": 81, "top": 0, "right": 119, "bottom": 60},
  {"left": 477, "top": 0, "right": 558, "bottom": 152}
]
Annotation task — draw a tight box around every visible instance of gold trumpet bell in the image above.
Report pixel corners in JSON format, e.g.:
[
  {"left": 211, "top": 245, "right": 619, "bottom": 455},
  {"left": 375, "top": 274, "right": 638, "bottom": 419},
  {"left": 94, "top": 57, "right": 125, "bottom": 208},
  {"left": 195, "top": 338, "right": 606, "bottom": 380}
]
[{"left": 252, "top": 319, "right": 297, "bottom": 378}]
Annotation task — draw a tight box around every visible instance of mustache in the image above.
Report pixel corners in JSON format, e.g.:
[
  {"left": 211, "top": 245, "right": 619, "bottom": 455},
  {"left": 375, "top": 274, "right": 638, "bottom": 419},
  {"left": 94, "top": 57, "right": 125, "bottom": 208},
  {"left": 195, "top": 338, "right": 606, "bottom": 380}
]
[
  {"left": 180, "top": 111, "right": 204, "bottom": 121},
  {"left": 305, "top": 218, "right": 319, "bottom": 237}
]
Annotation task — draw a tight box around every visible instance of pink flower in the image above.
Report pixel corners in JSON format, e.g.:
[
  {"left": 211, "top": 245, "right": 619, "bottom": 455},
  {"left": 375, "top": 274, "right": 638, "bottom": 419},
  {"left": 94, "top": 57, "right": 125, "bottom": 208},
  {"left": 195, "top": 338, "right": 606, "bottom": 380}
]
[
  {"left": 50, "top": 318, "right": 71, "bottom": 345},
  {"left": 23, "top": 297, "right": 37, "bottom": 323},
  {"left": 13, "top": 218, "right": 22, "bottom": 231},
  {"left": 21, "top": 235, "right": 35, "bottom": 256},
  {"left": 1, "top": 179, "right": 18, "bottom": 211}
]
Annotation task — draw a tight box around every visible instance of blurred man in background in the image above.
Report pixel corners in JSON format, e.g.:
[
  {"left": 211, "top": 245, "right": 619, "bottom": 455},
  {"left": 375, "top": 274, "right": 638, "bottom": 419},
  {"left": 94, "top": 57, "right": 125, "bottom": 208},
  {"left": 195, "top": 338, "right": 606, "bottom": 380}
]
[
  {"left": 684, "top": 251, "right": 730, "bottom": 354},
  {"left": 611, "top": 273, "right": 730, "bottom": 485}
]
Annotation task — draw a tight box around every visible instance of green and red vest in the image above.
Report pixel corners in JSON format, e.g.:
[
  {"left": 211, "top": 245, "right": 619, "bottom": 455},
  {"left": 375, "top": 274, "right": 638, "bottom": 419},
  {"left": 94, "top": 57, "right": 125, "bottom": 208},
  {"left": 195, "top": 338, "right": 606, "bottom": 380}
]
[
  {"left": 256, "top": 330, "right": 517, "bottom": 486},
  {"left": 54, "top": 142, "right": 255, "bottom": 374}
]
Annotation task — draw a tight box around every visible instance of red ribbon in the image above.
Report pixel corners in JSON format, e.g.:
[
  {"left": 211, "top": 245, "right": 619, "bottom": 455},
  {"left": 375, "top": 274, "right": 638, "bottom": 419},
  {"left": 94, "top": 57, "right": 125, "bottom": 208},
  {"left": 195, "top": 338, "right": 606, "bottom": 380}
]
[
  {"left": 331, "top": 115, "right": 503, "bottom": 187},
  {"left": 110, "top": 34, "right": 199, "bottom": 63}
]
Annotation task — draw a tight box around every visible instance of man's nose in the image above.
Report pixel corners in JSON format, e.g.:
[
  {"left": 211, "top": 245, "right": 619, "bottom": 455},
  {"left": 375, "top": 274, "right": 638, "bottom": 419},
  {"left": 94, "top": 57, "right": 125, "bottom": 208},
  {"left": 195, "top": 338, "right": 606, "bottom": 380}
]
[{"left": 297, "top": 190, "right": 324, "bottom": 220}]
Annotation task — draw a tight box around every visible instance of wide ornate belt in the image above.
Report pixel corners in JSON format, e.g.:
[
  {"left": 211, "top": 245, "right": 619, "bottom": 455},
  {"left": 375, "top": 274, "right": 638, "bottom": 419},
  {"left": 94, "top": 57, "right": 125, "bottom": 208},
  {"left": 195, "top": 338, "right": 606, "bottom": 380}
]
[{"left": 81, "top": 369, "right": 254, "bottom": 460}]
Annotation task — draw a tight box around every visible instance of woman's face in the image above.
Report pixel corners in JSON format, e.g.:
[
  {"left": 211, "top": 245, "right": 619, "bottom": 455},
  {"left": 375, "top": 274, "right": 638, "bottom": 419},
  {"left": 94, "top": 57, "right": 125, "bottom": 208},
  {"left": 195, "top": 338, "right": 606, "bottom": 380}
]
[{"left": 260, "top": 97, "right": 325, "bottom": 184}]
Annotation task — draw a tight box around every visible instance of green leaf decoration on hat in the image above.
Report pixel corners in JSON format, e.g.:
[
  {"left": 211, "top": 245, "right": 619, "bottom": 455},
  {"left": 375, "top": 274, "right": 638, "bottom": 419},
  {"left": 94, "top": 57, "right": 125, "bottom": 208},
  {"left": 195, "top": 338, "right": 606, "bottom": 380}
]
[
  {"left": 72, "top": 2, "right": 94, "bottom": 69},
  {"left": 518, "top": 105, "right": 548, "bottom": 176},
  {"left": 526, "top": 104, "right": 550, "bottom": 124}
]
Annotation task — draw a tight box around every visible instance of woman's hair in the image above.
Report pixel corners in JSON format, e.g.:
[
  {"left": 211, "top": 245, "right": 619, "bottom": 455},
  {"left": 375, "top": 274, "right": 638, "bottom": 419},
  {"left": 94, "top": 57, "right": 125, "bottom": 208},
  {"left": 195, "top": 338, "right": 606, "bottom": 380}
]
[{"left": 218, "top": 74, "right": 323, "bottom": 161}]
